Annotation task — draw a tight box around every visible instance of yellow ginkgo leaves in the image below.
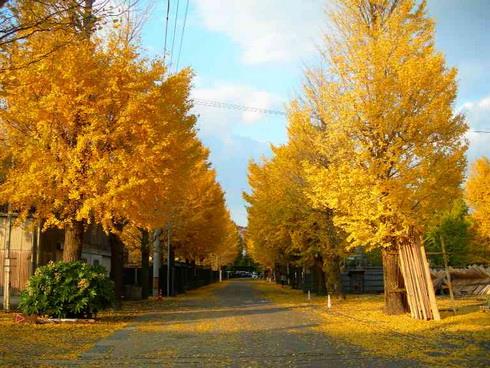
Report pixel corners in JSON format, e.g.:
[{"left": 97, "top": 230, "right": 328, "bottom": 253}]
[
  {"left": 0, "top": 2, "right": 238, "bottom": 268},
  {"left": 465, "top": 157, "right": 490, "bottom": 240},
  {"left": 245, "top": 0, "right": 468, "bottom": 316}
]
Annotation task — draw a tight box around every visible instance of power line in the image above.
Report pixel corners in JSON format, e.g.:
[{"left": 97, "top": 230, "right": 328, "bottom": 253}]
[
  {"left": 169, "top": 0, "right": 180, "bottom": 68},
  {"left": 175, "top": 0, "right": 189, "bottom": 71},
  {"left": 193, "top": 98, "right": 490, "bottom": 134},
  {"left": 193, "top": 99, "right": 286, "bottom": 116},
  {"left": 163, "top": 0, "right": 170, "bottom": 62}
]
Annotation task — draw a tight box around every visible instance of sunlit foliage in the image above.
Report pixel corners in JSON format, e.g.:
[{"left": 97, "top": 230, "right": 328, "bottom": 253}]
[
  {"left": 305, "top": 0, "right": 467, "bottom": 251},
  {"left": 244, "top": 110, "right": 345, "bottom": 293},
  {"left": 465, "top": 157, "right": 490, "bottom": 238}
]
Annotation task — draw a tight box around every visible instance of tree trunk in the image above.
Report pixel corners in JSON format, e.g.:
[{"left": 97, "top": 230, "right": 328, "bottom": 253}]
[
  {"left": 382, "top": 247, "right": 408, "bottom": 315},
  {"left": 314, "top": 257, "right": 327, "bottom": 296},
  {"left": 63, "top": 220, "right": 84, "bottom": 262},
  {"left": 82, "top": 0, "right": 95, "bottom": 37},
  {"left": 110, "top": 230, "right": 125, "bottom": 308},
  {"left": 324, "top": 255, "right": 345, "bottom": 299},
  {"left": 323, "top": 209, "right": 345, "bottom": 298},
  {"left": 140, "top": 229, "right": 150, "bottom": 299}
]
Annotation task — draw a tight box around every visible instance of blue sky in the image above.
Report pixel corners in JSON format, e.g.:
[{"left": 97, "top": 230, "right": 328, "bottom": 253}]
[{"left": 139, "top": 0, "right": 490, "bottom": 226}]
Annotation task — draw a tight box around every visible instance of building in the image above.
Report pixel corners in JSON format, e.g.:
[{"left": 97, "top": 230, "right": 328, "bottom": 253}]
[{"left": 0, "top": 214, "right": 111, "bottom": 297}]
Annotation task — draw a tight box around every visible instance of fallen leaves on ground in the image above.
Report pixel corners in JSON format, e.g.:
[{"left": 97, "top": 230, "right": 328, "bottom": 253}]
[
  {"left": 0, "top": 310, "right": 125, "bottom": 366},
  {"left": 0, "top": 283, "right": 224, "bottom": 366},
  {"left": 256, "top": 281, "right": 490, "bottom": 367}
]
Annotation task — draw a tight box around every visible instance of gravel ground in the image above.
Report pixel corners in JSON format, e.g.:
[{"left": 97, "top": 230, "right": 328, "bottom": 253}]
[{"left": 47, "top": 280, "right": 417, "bottom": 367}]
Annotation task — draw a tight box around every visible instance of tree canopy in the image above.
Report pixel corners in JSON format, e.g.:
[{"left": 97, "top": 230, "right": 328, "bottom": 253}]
[
  {"left": 466, "top": 157, "right": 490, "bottom": 239},
  {"left": 244, "top": 105, "right": 345, "bottom": 295},
  {"left": 304, "top": 0, "right": 467, "bottom": 251},
  {"left": 0, "top": 0, "right": 238, "bottom": 274}
]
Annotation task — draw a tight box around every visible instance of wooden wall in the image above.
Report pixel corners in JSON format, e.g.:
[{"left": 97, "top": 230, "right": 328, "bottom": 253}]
[
  {"left": 1, "top": 219, "right": 111, "bottom": 295},
  {"left": 0, "top": 217, "right": 35, "bottom": 295}
]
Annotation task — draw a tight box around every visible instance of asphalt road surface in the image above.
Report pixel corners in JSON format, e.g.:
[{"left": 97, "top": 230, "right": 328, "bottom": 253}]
[{"left": 54, "top": 280, "right": 417, "bottom": 367}]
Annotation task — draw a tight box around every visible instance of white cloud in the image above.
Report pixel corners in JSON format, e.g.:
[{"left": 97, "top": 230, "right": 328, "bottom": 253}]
[
  {"left": 194, "top": 0, "right": 327, "bottom": 65},
  {"left": 191, "top": 81, "right": 284, "bottom": 136},
  {"left": 190, "top": 81, "right": 284, "bottom": 225},
  {"left": 461, "top": 95, "right": 490, "bottom": 162},
  {"left": 201, "top": 134, "right": 272, "bottom": 226}
]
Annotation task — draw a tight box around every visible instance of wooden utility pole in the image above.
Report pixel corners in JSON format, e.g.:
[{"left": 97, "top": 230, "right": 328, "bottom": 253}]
[{"left": 440, "top": 235, "right": 455, "bottom": 302}]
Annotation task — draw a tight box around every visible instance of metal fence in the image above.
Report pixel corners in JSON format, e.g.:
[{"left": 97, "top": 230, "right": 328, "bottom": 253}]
[
  {"left": 123, "top": 262, "right": 219, "bottom": 299},
  {"left": 274, "top": 265, "right": 384, "bottom": 295}
]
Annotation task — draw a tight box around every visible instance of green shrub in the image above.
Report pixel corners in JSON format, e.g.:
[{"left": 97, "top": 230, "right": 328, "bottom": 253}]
[{"left": 20, "top": 261, "right": 114, "bottom": 318}]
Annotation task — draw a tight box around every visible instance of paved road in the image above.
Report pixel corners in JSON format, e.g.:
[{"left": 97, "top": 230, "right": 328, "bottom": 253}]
[{"left": 56, "top": 280, "right": 416, "bottom": 367}]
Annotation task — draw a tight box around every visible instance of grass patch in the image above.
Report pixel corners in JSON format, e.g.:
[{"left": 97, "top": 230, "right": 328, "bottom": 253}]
[{"left": 255, "top": 281, "right": 490, "bottom": 367}]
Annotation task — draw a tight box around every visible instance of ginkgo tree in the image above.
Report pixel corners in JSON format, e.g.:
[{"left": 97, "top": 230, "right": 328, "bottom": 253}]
[
  {"left": 0, "top": 25, "right": 198, "bottom": 245},
  {"left": 117, "top": 140, "right": 239, "bottom": 297},
  {"left": 245, "top": 157, "right": 292, "bottom": 275},
  {"left": 244, "top": 110, "right": 346, "bottom": 296},
  {"left": 304, "top": 0, "right": 467, "bottom": 317},
  {"left": 465, "top": 157, "right": 490, "bottom": 263},
  {"left": 170, "top": 154, "right": 239, "bottom": 267},
  {"left": 465, "top": 157, "right": 490, "bottom": 238},
  {"left": 1, "top": 1, "right": 239, "bottom": 304},
  {"left": 0, "top": 9, "right": 210, "bottom": 302},
  {"left": 0, "top": 0, "right": 125, "bottom": 52}
]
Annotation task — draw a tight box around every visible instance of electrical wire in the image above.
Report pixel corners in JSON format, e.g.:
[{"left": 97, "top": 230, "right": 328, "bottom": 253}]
[
  {"left": 193, "top": 99, "right": 490, "bottom": 134},
  {"left": 163, "top": 0, "right": 170, "bottom": 62},
  {"left": 175, "top": 0, "right": 189, "bottom": 71},
  {"left": 169, "top": 0, "right": 180, "bottom": 68},
  {"left": 193, "top": 99, "right": 286, "bottom": 116}
]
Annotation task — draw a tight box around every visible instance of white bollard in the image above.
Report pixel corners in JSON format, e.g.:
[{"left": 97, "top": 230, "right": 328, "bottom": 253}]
[
  {"left": 307, "top": 290, "right": 311, "bottom": 301},
  {"left": 327, "top": 294, "right": 332, "bottom": 309}
]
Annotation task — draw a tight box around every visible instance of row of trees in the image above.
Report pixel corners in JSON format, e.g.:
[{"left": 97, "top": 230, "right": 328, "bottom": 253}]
[
  {"left": 245, "top": 0, "right": 489, "bottom": 318},
  {"left": 245, "top": 119, "right": 345, "bottom": 296},
  {"left": 0, "top": 1, "right": 238, "bottom": 302}
]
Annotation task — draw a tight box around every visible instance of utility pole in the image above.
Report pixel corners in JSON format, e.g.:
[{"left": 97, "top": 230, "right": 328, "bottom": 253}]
[
  {"left": 166, "top": 224, "right": 172, "bottom": 297},
  {"left": 218, "top": 255, "right": 222, "bottom": 282},
  {"left": 152, "top": 229, "right": 162, "bottom": 297},
  {"left": 440, "top": 235, "right": 455, "bottom": 302},
  {"left": 3, "top": 204, "right": 13, "bottom": 311}
]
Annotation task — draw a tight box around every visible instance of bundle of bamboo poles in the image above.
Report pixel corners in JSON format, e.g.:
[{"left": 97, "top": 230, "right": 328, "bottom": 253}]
[{"left": 399, "top": 240, "right": 440, "bottom": 321}]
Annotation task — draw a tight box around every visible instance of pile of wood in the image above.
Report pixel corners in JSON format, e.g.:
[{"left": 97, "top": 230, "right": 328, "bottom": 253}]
[
  {"left": 431, "top": 265, "right": 490, "bottom": 297},
  {"left": 399, "top": 242, "right": 440, "bottom": 320}
]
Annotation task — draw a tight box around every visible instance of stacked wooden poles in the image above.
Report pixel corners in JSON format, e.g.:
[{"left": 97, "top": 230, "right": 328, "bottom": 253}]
[{"left": 398, "top": 238, "right": 440, "bottom": 321}]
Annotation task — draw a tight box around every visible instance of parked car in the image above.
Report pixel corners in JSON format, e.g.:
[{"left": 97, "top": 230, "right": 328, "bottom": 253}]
[{"left": 235, "top": 271, "right": 252, "bottom": 278}]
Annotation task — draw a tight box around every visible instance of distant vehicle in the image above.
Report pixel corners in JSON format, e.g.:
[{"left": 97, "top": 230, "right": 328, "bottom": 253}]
[
  {"left": 235, "top": 271, "right": 252, "bottom": 278},
  {"left": 251, "top": 272, "right": 258, "bottom": 279}
]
